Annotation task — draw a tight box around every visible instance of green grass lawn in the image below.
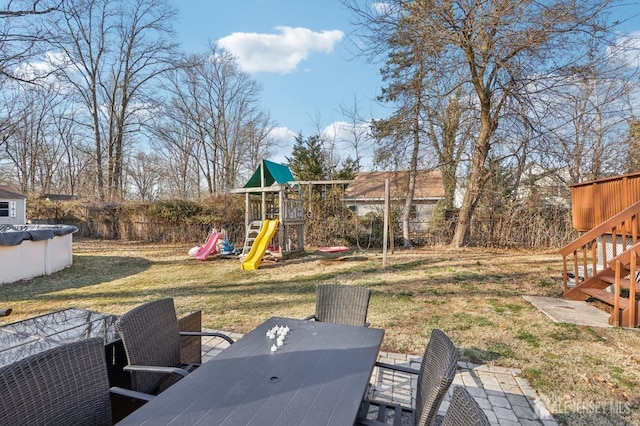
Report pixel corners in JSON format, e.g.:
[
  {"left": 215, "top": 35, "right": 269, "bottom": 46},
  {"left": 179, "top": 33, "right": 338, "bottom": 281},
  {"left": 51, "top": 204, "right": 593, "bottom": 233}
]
[{"left": 2, "top": 239, "right": 639, "bottom": 424}]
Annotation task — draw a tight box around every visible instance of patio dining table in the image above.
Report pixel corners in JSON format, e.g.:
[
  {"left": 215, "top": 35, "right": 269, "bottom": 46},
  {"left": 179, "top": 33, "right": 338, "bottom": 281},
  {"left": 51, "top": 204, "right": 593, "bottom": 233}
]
[{"left": 118, "top": 316, "right": 385, "bottom": 426}]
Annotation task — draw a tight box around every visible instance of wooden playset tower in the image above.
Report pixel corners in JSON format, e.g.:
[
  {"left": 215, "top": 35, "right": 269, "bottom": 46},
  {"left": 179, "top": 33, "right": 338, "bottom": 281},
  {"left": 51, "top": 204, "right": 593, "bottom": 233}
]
[{"left": 230, "top": 160, "right": 305, "bottom": 257}]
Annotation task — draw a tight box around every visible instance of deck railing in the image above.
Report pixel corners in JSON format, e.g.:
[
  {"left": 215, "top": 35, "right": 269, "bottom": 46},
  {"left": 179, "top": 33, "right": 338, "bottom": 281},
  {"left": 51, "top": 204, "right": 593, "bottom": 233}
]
[
  {"left": 282, "top": 199, "right": 304, "bottom": 221},
  {"left": 248, "top": 198, "right": 304, "bottom": 222},
  {"left": 560, "top": 200, "right": 640, "bottom": 292},
  {"left": 570, "top": 172, "right": 640, "bottom": 232},
  {"left": 610, "top": 242, "right": 640, "bottom": 326}
]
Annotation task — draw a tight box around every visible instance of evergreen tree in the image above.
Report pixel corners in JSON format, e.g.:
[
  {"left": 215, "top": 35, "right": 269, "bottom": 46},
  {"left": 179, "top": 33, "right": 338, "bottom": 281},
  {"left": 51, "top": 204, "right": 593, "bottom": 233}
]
[
  {"left": 335, "top": 157, "right": 358, "bottom": 180},
  {"left": 287, "top": 133, "right": 329, "bottom": 181}
]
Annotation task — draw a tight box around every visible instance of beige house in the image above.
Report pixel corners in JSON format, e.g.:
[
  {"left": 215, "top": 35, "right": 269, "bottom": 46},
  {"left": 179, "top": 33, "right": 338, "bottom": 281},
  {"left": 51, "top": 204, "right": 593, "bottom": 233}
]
[
  {"left": 344, "top": 170, "right": 445, "bottom": 234},
  {"left": 0, "top": 187, "right": 26, "bottom": 225}
]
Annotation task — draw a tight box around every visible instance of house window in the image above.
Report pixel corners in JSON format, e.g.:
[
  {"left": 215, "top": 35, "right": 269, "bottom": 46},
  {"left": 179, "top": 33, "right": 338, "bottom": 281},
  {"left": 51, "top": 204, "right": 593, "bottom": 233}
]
[
  {"left": 0, "top": 201, "right": 16, "bottom": 217},
  {"left": 410, "top": 205, "right": 417, "bottom": 220}
]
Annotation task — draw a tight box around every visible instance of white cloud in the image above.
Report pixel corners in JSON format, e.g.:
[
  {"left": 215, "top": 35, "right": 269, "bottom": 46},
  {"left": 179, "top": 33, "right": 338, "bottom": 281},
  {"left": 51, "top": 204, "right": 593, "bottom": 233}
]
[
  {"left": 611, "top": 31, "right": 640, "bottom": 69},
  {"left": 266, "top": 121, "right": 378, "bottom": 169},
  {"left": 14, "top": 51, "right": 65, "bottom": 82},
  {"left": 269, "top": 126, "right": 298, "bottom": 164},
  {"left": 321, "top": 120, "right": 376, "bottom": 170},
  {"left": 371, "top": 2, "right": 393, "bottom": 15},
  {"left": 217, "top": 26, "right": 344, "bottom": 74},
  {"left": 371, "top": 2, "right": 402, "bottom": 16}
]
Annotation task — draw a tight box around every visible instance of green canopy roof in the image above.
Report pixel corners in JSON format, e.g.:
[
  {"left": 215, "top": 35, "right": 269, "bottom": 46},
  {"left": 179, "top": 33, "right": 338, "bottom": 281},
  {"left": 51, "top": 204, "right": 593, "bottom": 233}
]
[{"left": 243, "top": 160, "right": 295, "bottom": 188}]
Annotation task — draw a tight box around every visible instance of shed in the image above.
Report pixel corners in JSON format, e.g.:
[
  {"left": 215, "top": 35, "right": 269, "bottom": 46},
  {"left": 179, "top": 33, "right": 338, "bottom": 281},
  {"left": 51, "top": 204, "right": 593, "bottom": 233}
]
[{"left": 0, "top": 187, "right": 26, "bottom": 225}]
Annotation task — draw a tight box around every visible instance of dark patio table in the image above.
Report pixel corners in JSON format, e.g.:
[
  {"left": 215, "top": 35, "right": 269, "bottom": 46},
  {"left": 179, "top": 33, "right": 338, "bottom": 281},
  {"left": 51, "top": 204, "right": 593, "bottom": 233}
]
[{"left": 118, "top": 316, "right": 384, "bottom": 426}]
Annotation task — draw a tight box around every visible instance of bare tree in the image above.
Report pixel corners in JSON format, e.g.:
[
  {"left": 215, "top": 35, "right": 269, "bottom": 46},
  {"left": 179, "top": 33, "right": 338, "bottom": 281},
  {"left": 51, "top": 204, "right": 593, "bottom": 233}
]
[
  {"left": 148, "top": 111, "right": 201, "bottom": 198},
  {"left": 343, "top": 0, "right": 623, "bottom": 247},
  {"left": 537, "top": 38, "right": 639, "bottom": 184},
  {"left": 52, "top": 102, "right": 93, "bottom": 195},
  {"left": 368, "top": 4, "right": 472, "bottom": 247},
  {"left": 154, "top": 46, "right": 274, "bottom": 196},
  {"left": 102, "top": 0, "right": 178, "bottom": 200},
  {"left": 0, "top": 84, "right": 63, "bottom": 193},
  {"left": 0, "top": 0, "right": 61, "bottom": 84},
  {"left": 45, "top": 0, "right": 177, "bottom": 201},
  {"left": 628, "top": 119, "right": 640, "bottom": 173},
  {"left": 127, "top": 151, "right": 162, "bottom": 201},
  {"left": 337, "top": 94, "right": 377, "bottom": 172}
]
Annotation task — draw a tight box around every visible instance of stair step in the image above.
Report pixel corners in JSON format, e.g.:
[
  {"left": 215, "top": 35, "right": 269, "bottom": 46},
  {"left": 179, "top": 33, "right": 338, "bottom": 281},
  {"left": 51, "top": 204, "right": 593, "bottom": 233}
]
[
  {"left": 564, "top": 274, "right": 616, "bottom": 300},
  {"left": 599, "top": 275, "right": 637, "bottom": 289},
  {"left": 581, "top": 288, "right": 629, "bottom": 310}
]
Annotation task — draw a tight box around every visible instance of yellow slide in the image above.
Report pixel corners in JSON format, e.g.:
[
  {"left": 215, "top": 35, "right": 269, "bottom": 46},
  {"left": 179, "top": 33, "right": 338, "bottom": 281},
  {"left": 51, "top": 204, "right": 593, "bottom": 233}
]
[{"left": 241, "top": 219, "right": 279, "bottom": 270}]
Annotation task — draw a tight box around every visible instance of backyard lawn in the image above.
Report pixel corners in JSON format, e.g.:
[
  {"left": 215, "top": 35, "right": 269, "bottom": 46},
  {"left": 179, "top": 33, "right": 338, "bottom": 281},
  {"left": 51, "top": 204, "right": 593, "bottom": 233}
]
[{"left": 2, "top": 239, "right": 639, "bottom": 424}]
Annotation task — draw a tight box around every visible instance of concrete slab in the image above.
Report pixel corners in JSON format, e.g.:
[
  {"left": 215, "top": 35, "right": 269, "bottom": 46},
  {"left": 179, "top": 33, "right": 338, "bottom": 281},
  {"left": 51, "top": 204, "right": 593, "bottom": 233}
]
[{"left": 523, "top": 295, "right": 612, "bottom": 328}]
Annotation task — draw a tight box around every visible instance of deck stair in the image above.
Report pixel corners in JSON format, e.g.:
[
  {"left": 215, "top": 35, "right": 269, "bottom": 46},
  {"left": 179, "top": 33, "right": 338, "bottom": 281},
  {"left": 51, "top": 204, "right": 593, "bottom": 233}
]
[
  {"left": 560, "top": 201, "right": 640, "bottom": 326},
  {"left": 241, "top": 220, "right": 263, "bottom": 257},
  {"left": 609, "top": 243, "right": 640, "bottom": 326}
]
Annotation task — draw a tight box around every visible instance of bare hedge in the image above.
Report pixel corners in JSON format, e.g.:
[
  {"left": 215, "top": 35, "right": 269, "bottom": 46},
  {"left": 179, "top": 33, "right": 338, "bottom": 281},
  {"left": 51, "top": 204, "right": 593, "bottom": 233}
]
[
  {"left": 27, "top": 195, "right": 246, "bottom": 245},
  {"left": 26, "top": 192, "right": 574, "bottom": 249}
]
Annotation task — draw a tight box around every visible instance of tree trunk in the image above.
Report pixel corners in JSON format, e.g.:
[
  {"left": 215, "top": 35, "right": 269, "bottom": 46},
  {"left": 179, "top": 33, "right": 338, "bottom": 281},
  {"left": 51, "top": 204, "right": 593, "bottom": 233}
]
[
  {"left": 402, "top": 101, "right": 422, "bottom": 248},
  {"left": 450, "top": 103, "right": 492, "bottom": 248},
  {"left": 91, "top": 92, "right": 105, "bottom": 201}
]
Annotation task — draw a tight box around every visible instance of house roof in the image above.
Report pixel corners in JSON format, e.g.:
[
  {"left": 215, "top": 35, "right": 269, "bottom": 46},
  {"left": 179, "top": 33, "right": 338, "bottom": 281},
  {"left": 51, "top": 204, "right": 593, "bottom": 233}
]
[
  {"left": 40, "top": 193, "right": 78, "bottom": 201},
  {"left": 243, "top": 160, "right": 295, "bottom": 188},
  {"left": 0, "top": 187, "right": 26, "bottom": 199},
  {"left": 344, "top": 170, "right": 445, "bottom": 201}
]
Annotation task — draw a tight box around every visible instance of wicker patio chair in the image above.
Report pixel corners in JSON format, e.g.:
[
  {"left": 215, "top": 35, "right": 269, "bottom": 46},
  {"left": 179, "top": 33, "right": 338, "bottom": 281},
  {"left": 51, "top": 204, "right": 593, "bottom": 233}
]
[
  {"left": 0, "top": 338, "right": 152, "bottom": 426},
  {"left": 304, "top": 284, "right": 371, "bottom": 327},
  {"left": 115, "top": 298, "right": 234, "bottom": 394},
  {"left": 356, "top": 329, "right": 458, "bottom": 426},
  {"left": 440, "top": 386, "right": 491, "bottom": 426}
]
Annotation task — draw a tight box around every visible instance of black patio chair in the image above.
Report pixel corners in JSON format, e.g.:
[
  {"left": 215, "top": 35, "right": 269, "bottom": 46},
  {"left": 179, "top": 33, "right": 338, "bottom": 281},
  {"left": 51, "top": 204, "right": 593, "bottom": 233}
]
[
  {"left": 0, "top": 338, "right": 153, "bottom": 426},
  {"left": 304, "top": 284, "right": 371, "bottom": 327},
  {"left": 115, "top": 298, "right": 234, "bottom": 394},
  {"left": 440, "top": 386, "right": 491, "bottom": 426},
  {"left": 356, "top": 329, "right": 458, "bottom": 426}
]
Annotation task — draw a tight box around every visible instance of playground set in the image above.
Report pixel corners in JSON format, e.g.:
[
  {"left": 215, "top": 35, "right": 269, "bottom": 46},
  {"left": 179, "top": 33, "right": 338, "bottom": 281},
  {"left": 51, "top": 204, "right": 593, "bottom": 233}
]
[
  {"left": 190, "top": 160, "right": 306, "bottom": 270},
  {"left": 188, "top": 229, "right": 238, "bottom": 261}
]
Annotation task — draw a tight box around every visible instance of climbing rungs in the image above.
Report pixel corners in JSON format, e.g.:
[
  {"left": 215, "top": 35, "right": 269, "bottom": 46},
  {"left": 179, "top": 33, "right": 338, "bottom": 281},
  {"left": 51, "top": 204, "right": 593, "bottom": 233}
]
[{"left": 242, "top": 220, "right": 263, "bottom": 256}]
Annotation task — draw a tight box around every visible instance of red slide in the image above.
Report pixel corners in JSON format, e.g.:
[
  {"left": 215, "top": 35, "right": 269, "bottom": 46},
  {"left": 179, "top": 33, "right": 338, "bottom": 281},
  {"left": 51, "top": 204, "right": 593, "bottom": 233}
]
[{"left": 194, "top": 232, "right": 224, "bottom": 261}]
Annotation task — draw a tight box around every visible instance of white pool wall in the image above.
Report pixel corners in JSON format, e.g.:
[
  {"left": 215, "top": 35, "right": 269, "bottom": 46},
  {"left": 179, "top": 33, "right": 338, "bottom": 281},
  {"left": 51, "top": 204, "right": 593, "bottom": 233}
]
[{"left": 0, "top": 227, "right": 75, "bottom": 284}]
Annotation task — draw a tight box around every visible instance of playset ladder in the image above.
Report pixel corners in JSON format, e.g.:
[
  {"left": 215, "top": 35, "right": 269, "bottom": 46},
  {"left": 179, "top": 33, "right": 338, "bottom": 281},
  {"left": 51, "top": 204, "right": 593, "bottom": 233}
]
[{"left": 242, "top": 220, "right": 263, "bottom": 257}]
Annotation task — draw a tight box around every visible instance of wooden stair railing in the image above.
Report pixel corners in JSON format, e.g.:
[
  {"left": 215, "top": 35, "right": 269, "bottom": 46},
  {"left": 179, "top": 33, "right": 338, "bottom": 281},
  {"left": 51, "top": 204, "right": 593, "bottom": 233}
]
[
  {"left": 560, "top": 200, "right": 640, "bottom": 326},
  {"left": 609, "top": 242, "right": 640, "bottom": 326}
]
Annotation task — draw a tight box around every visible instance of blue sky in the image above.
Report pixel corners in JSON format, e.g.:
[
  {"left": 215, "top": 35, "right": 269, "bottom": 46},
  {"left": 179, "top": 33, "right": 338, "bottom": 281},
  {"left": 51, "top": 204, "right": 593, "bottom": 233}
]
[
  {"left": 170, "top": 0, "right": 384, "bottom": 163},
  {"left": 170, "top": 0, "right": 640, "bottom": 165}
]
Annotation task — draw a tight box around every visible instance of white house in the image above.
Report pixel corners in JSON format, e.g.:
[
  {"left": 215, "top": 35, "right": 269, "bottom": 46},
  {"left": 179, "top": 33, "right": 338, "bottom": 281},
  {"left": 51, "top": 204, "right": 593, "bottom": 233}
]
[
  {"left": 344, "top": 170, "right": 445, "bottom": 234},
  {"left": 0, "top": 187, "right": 26, "bottom": 225}
]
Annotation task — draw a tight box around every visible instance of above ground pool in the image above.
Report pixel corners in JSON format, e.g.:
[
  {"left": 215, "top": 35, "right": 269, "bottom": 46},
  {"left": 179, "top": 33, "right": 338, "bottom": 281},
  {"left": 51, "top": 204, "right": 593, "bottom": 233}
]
[{"left": 0, "top": 224, "right": 78, "bottom": 284}]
